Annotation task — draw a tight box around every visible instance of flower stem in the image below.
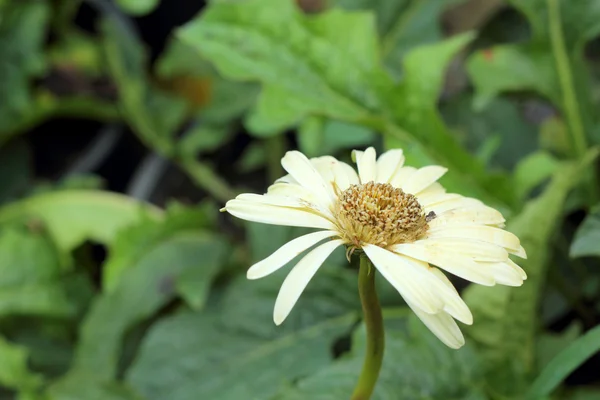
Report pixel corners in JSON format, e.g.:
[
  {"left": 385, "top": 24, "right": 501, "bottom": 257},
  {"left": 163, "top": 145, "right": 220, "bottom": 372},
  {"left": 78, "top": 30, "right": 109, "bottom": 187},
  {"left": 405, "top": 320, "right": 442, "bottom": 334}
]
[
  {"left": 547, "top": 0, "right": 587, "bottom": 158},
  {"left": 351, "top": 256, "right": 384, "bottom": 400}
]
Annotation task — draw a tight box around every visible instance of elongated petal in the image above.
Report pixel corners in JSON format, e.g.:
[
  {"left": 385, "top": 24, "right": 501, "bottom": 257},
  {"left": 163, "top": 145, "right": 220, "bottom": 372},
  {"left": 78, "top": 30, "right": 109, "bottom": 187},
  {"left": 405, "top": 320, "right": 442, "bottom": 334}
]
[
  {"left": 311, "top": 156, "right": 359, "bottom": 193},
  {"left": 236, "top": 193, "right": 311, "bottom": 208},
  {"left": 428, "top": 207, "right": 505, "bottom": 228},
  {"left": 485, "top": 262, "right": 525, "bottom": 286},
  {"left": 416, "top": 182, "right": 446, "bottom": 198},
  {"left": 247, "top": 231, "right": 339, "bottom": 280},
  {"left": 275, "top": 174, "right": 297, "bottom": 184},
  {"left": 363, "top": 244, "right": 444, "bottom": 314},
  {"left": 353, "top": 147, "right": 377, "bottom": 183},
  {"left": 376, "top": 149, "right": 405, "bottom": 183},
  {"left": 414, "top": 237, "right": 509, "bottom": 262},
  {"left": 422, "top": 194, "right": 483, "bottom": 213},
  {"left": 511, "top": 245, "right": 527, "bottom": 259},
  {"left": 273, "top": 240, "right": 343, "bottom": 325},
  {"left": 429, "top": 268, "right": 473, "bottom": 324},
  {"left": 311, "top": 156, "right": 338, "bottom": 186},
  {"left": 224, "top": 200, "right": 335, "bottom": 229},
  {"left": 392, "top": 242, "right": 496, "bottom": 286},
  {"left": 507, "top": 259, "right": 527, "bottom": 279},
  {"left": 427, "top": 225, "right": 521, "bottom": 251},
  {"left": 389, "top": 166, "right": 416, "bottom": 188},
  {"left": 402, "top": 166, "right": 448, "bottom": 195},
  {"left": 266, "top": 182, "right": 317, "bottom": 201},
  {"left": 281, "top": 151, "right": 334, "bottom": 203},
  {"left": 336, "top": 161, "right": 360, "bottom": 188},
  {"left": 406, "top": 301, "right": 465, "bottom": 349},
  {"left": 236, "top": 192, "right": 334, "bottom": 220}
]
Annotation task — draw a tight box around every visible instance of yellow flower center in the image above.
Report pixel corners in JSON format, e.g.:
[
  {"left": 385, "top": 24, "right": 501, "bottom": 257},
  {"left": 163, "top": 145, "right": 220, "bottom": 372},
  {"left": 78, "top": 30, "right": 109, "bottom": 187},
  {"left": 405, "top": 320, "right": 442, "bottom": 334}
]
[{"left": 335, "top": 182, "right": 429, "bottom": 252}]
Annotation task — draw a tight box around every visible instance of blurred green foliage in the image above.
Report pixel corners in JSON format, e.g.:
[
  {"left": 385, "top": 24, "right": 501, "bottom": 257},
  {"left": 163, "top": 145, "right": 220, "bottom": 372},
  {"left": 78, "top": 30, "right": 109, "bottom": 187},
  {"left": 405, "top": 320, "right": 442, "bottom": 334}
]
[{"left": 1, "top": 0, "right": 600, "bottom": 399}]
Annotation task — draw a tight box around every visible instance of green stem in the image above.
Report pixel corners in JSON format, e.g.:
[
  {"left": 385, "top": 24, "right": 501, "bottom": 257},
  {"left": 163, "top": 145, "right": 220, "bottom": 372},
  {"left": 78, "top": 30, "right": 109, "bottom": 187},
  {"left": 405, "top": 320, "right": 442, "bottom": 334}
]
[
  {"left": 547, "top": 0, "right": 587, "bottom": 158},
  {"left": 351, "top": 256, "right": 384, "bottom": 400}
]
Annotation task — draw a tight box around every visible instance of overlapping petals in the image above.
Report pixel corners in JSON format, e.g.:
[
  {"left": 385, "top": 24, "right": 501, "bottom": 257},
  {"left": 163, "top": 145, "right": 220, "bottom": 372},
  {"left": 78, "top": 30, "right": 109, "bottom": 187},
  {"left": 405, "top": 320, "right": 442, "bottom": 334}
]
[{"left": 222, "top": 147, "right": 527, "bottom": 349}]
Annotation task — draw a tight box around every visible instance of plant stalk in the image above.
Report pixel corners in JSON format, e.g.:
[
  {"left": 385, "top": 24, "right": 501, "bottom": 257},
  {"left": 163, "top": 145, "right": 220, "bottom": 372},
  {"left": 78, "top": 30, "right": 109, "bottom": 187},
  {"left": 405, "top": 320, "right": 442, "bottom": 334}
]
[
  {"left": 351, "top": 256, "right": 384, "bottom": 400},
  {"left": 547, "top": 0, "right": 587, "bottom": 158}
]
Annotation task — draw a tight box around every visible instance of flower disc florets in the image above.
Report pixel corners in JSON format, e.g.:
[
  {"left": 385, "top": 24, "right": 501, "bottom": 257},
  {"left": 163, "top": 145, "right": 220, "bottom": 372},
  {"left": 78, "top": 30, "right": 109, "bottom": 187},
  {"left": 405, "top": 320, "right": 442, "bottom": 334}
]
[{"left": 335, "top": 181, "right": 428, "bottom": 251}]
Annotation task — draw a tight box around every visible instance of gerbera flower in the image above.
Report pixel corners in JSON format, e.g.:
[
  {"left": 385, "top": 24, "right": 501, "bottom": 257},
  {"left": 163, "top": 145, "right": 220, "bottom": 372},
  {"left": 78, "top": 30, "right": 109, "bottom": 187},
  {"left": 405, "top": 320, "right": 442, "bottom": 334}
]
[{"left": 222, "top": 147, "right": 526, "bottom": 348}]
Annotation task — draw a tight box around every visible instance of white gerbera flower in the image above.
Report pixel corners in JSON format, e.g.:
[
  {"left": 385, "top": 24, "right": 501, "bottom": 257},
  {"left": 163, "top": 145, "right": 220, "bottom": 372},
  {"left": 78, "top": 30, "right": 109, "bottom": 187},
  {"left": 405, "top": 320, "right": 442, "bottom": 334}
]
[{"left": 222, "top": 147, "right": 527, "bottom": 349}]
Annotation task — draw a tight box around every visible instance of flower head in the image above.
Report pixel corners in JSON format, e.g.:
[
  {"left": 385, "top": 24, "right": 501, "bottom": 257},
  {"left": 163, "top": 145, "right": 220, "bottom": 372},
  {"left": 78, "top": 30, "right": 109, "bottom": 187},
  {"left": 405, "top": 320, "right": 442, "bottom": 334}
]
[{"left": 222, "top": 147, "right": 527, "bottom": 348}]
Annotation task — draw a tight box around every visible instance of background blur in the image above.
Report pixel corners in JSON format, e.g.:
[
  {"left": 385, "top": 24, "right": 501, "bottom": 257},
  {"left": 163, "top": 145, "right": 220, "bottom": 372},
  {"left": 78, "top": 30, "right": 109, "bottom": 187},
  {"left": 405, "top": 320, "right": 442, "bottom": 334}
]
[{"left": 1, "top": 0, "right": 600, "bottom": 399}]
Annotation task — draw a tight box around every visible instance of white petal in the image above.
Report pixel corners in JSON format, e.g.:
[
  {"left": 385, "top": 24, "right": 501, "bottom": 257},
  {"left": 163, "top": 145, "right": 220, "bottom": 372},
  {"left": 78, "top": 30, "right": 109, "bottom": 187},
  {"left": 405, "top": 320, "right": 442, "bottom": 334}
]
[
  {"left": 508, "top": 258, "right": 527, "bottom": 279},
  {"left": 247, "top": 230, "right": 339, "bottom": 280},
  {"left": 236, "top": 193, "right": 311, "bottom": 208},
  {"left": 236, "top": 192, "right": 334, "bottom": 220},
  {"left": 365, "top": 245, "right": 472, "bottom": 324},
  {"left": 273, "top": 240, "right": 343, "bottom": 325},
  {"left": 375, "top": 149, "right": 405, "bottom": 183},
  {"left": 336, "top": 161, "right": 360, "bottom": 188},
  {"left": 281, "top": 151, "right": 334, "bottom": 203},
  {"left": 416, "top": 182, "right": 446, "bottom": 198},
  {"left": 362, "top": 245, "right": 444, "bottom": 314},
  {"left": 427, "top": 225, "right": 521, "bottom": 251},
  {"left": 389, "top": 166, "right": 417, "bottom": 188},
  {"left": 353, "top": 147, "right": 377, "bottom": 183},
  {"left": 224, "top": 200, "right": 335, "bottom": 229},
  {"left": 428, "top": 206, "right": 505, "bottom": 228},
  {"left": 485, "top": 262, "right": 525, "bottom": 286},
  {"left": 511, "top": 245, "right": 527, "bottom": 259},
  {"left": 266, "top": 182, "right": 316, "bottom": 200},
  {"left": 311, "top": 156, "right": 359, "bottom": 193},
  {"left": 422, "top": 194, "right": 483, "bottom": 213},
  {"left": 392, "top": 242, "right": 496, "bottom": 286},
  {"left": 429, "top": 268, "right": 473, "bottom": 324},
  {"left": 407, "top": 301, "right": 465, "bottom": 349},
  {"left": 275, "top": 174, "right": 297, "bottom": 184},
  {"left": 415, "top": 237, "right": 509, "bottom": 262},
  {"left": 401, "top": 166, "right": 448, "bottom": 195},
  {"left": 311, "top": 156, "right": 338, "bottom": 186}
]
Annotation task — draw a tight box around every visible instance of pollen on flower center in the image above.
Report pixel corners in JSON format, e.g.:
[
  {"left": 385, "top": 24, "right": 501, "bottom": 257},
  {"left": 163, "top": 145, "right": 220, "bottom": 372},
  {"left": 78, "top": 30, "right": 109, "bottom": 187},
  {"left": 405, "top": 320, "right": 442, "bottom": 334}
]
[{"left": 335, "top": 182, "right": 428, "bottom": 250}]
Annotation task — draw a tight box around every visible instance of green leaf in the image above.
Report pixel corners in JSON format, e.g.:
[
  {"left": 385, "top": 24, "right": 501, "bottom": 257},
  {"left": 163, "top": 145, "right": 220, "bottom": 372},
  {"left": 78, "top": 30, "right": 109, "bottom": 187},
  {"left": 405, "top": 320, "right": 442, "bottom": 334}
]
[
  {"left": 441, "top": 95, "right": 539, "bottom": 170},
  {"left": 467, "top": 0, "right": 600, "bottom": 122},
  {"left": 115, "top": 0, "right": 160, "bottom": 16},
  {"left": 536, "top": 322, "right": 582, "bottom": 370},
  {"left": 67, "top": 232, "right": 227, "bottom": 380},
  {"left": 127, "top": 248, "right": 359, "bottom": 400},
  {"left": 297, "top": 118, "right": 375, "bottom": 157},
  {"left": 155, "top": 37, "right": 259, "bottom": 125},
  {"left": 0, "top": 1, "right": 49, "bottom": 139},
  {"left": 48, "top": 374, "right": 143, "bottom": 400},
  {"left": 514, "top": 151, "right": 560, "bottom": 202},
  {"left": 219, "top": 268, "right": 359, "bottom": 338},
  {"left": 384, "top": 34, "right": 515, "bottom": 211},
  {"left": 0, "top": 335, "right": 43, "bottom": 393},
  {"left": 0, "top": 190, "right": 161, "bottom": 253},
  {"left": 0, "top": 224, "right": 75, "bottom": 318},
  {"left": 0, "top": 140, "right": 31, "bottom": 204},
  {"left": 129, "top": 314, "right": 355, "bottom": 400},
  {"left": 337, "top": 0, "right": 460, "bottom": 72},
  {"left": 527, "top": 324, "right": 600, "bottom": 398},
  {"left": 178, "top": 0, "right": 383, "bottom": 131},
  {"left": 100, "top": 16, "right": 187, "bottom": 154},
  {"left": 380, "top": 0, "right": 463, "bottom": 74},
  {"left": 462, "top": 149, "right": 599, "bottom": 395},
  {"left": 277, "top": 312, "right": 485, "bottom": 400},
  {"left": 103, "top": 204, "right": 214, "bottom": 290},
  {"left": 570, "top": 204, "right": 600, "bottom": 258},
  {"left": 181, "top": 0, "right": 506, "bottom": 209}
]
